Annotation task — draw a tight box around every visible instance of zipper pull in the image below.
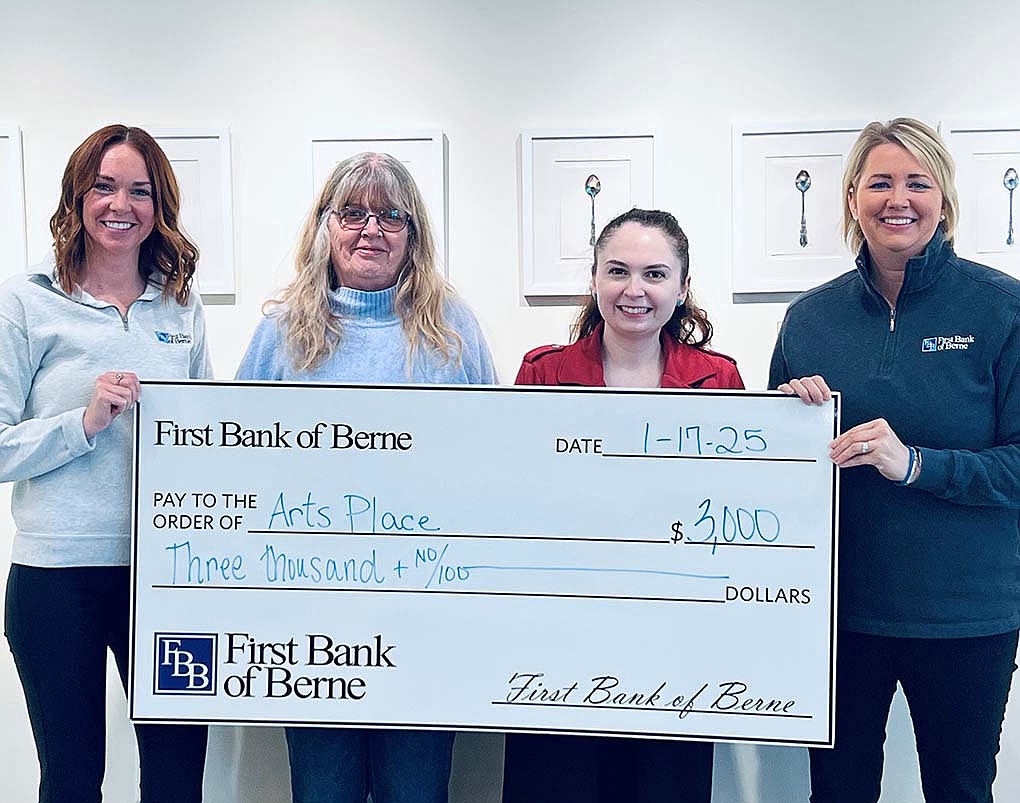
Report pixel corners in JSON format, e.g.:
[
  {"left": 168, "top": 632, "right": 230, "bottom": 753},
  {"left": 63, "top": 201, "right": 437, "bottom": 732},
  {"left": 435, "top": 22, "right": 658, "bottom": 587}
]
[{"left": 889, "top": 307, "right": 896, "bottom": 333}]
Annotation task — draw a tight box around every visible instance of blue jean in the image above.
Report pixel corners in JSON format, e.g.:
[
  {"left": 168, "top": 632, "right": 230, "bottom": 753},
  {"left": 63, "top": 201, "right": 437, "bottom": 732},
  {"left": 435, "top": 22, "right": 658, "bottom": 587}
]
[
  {"left": 502, "top": 733, "right": 713, "bottom": 803},
  {"left": 285, "top": 726, "right": 454, "bottom": 803},
  {"left": 810, "top": 629, "right": 1018, "bottom": 803},
  {"left": 4, "top": 564, "right": 208, "bottom": 803}
]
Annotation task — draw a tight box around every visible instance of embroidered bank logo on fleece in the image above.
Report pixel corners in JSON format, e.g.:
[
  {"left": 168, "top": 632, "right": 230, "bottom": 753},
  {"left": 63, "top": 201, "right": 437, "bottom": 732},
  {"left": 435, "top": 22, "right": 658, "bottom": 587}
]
[
  {"left": 155, "top": 330, "right": 193, "bottom": 345},
  {"left": 153, "top": 633, "right": 218, "bottom": 695},
  {"left": 921, "top": 334, "right": 975, "bottom": 352}
]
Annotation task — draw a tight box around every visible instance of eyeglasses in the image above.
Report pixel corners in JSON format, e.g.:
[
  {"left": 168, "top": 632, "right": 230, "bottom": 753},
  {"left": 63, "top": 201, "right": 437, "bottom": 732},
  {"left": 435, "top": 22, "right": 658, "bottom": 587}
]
[{"left": 333, "top": 205, "right": 411, "bottom": 233}]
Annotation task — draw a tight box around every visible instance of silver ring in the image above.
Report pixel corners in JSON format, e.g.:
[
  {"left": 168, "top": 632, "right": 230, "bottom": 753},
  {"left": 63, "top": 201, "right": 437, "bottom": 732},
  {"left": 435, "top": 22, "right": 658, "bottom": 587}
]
[
  {"left": 860, "top": 441, "right": 871, "bottom": 454},
  {"left": 115, "top": 373, "right": 124, "bottom": 384}
]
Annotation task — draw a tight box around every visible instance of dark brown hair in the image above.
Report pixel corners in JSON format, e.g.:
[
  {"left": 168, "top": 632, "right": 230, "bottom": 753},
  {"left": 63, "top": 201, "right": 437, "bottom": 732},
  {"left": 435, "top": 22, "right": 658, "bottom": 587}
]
[
  {"left": 572, "top": 208, "right": 714, "bottom": 347},
  {"left": 49, "top": 124, "right": 198, "bottom": 304}
]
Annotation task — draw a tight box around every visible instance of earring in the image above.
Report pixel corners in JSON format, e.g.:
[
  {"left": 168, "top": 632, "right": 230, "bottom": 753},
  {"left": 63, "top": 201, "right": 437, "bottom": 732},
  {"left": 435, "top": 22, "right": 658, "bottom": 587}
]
[
  {"left": 590, "top": 289, "right": 597, "bottom": 301},
  {"left": 940, "top": 213, "right": 946, "bottom": 221},
  {"left": 676, "top": 297, "right": 686, "bottom": 309}
]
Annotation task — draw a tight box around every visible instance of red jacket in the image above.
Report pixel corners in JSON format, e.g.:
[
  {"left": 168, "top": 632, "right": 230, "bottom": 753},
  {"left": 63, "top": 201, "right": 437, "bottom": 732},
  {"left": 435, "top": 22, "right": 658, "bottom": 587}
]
[{"left": 515, "top": 324, "right": 744, "bottom": 389}]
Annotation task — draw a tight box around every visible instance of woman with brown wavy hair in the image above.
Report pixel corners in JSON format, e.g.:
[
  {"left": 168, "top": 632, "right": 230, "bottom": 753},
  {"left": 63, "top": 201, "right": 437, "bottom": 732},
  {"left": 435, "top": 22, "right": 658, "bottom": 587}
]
[
  {"left": 504, "top": 208, "right": 741, "bottom": 803},
  {"left": 1, "top": 124, "right": 210, "bottom": 802}
]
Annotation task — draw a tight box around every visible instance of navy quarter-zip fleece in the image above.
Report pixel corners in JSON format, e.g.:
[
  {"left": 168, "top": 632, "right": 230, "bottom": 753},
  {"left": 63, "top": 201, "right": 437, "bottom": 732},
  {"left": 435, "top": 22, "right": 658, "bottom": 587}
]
[{"left": 770, "top": 228, "right": 1020, "bottom": 637}]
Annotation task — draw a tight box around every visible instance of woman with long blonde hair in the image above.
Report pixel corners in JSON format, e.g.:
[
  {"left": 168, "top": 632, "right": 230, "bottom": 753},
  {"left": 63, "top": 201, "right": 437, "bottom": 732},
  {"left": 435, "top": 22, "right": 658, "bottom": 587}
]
[
  {"left": 237, "top": 152, "right": 495, "bottom": 803},
  {"left": 238, "top": 152, "right": 491, "bottom": 384}
]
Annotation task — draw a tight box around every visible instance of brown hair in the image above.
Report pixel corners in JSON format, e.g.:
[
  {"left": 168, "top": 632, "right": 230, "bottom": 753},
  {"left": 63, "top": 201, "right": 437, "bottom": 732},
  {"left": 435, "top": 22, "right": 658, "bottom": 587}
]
[
  {"left": 572, "top": 208, "right": 714, "bottom": 347},
  {"left": 49, "top": 124, "right": 198, "bottom": 304}
]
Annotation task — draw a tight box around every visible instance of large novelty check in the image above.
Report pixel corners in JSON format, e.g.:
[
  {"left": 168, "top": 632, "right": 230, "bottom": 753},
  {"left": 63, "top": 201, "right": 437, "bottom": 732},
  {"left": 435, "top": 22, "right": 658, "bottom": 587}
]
[{"left": 129, "top": 381, "right": 838, "bottom": 747}]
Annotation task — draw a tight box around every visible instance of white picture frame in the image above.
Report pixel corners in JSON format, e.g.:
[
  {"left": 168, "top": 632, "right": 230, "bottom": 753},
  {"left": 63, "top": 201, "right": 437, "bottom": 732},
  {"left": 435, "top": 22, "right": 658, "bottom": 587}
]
[
  {"left": 732, "top": 121, "right": 866, "bottom": 296},
  {"left": 311, "top": 131, "right": 448, "bottom": 274},
  {"left": 942, "top": 120, "right": 1020, "bottom": 280},
  {"left": 0, "top": 124, "right": 28, "bottom": 278},
  {"left": 149, "top": 128, "right": 235, "bottom": 298},
  {"left": 520, "top": 129, "right": 654, "bottom": 297}
]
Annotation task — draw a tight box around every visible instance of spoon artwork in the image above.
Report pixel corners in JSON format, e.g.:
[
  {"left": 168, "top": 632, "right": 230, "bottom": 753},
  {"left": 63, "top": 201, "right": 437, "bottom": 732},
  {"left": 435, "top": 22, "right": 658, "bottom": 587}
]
[
  {"left": 585, "top": 174, "right": 601, "bottom": 247},
  {"left": 795, "top": 170, "right": 812, "bottom": 248},
  {"left": 1004, "top": 168, "right": 1018, "bottom": 246}
]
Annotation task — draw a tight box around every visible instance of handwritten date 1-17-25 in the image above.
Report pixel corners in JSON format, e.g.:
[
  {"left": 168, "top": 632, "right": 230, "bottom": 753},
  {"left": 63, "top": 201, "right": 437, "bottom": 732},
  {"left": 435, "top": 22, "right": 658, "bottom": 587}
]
[{"left": 643, "top": 424, "right": 767, "bottom": 456}]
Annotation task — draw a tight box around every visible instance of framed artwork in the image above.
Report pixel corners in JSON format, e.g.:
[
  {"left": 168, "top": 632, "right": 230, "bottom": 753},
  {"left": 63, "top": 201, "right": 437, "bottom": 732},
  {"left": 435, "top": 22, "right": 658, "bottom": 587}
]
[
  {"left": 0, "top": 124, "right": 28, "bottom": 278},
  {"left": 311, "top": 132, "right": 448, "bottom": 273},
  {"left": 732, "top": 122, "right": 865, "bottom": 297},
  {"left": 942, "top": 121, "right": 1020, "bottom": 279},
  {"left": 150, "top": 128, "right": 235, "bottom": 298},
  {"left": 520, "top": 130, "right": 654, "bottom": 297}
]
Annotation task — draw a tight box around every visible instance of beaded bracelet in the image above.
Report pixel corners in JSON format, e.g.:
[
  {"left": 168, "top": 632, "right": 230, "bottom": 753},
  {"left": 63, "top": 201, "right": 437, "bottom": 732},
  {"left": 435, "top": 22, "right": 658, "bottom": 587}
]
[
  {"left": 897, "top": 446, "right": 916, "bottom": 486},
  {"left": 898, "top": 446, "right": 922, "bottom": 486},
  {"left": 910, "top": 447, "right": 923, "bottom": 485}
]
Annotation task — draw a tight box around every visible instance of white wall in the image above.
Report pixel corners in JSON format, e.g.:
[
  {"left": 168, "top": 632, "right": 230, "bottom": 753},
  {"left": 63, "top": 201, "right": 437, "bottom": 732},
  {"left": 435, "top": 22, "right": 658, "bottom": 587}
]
[{"left": 1, "top": 1, "right": 1019, "bottom": 800}]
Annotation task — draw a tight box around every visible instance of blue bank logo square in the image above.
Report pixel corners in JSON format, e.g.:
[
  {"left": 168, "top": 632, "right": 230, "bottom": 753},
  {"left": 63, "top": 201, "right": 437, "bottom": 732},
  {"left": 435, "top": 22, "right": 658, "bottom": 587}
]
[
  {"left": 154, "top": 633, "right": 217, "bottom": 695},
  {"left": 921, "top": 337, "right": 938, "bottom": 353},
  {"left": 154, "top": 330, "right": 192, "bottom": 345}
]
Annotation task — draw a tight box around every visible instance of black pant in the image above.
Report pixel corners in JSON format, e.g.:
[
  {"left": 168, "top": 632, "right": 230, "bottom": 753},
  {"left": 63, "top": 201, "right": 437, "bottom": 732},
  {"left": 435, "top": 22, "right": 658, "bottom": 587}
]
[
  {"left": 5, "top": 564, "right": 208, "bottom": 803},
  {"left": 810, "top": 629, "right": 1018, "bottom": 803},
  {"left": 502, "top": 733, "right": 713, "bottom": 803}
]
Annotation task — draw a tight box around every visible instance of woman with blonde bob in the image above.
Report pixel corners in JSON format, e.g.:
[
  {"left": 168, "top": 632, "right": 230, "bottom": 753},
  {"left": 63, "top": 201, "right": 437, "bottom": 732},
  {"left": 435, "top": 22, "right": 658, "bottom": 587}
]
[
  {"left": 236, "top": 152, "right": 495, "bottom": 802},
  {"left": 771, "top": 118, "right": 1020, "bottom": 802},
  {"left": 1, "top": 124, "right": 211, "bottom": 802}
]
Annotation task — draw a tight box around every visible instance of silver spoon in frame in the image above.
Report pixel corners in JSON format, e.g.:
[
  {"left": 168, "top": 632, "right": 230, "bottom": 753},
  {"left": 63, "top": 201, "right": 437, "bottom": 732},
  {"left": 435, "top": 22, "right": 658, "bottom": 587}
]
[
  {"left": 585, "top": 175, "right": 601, "bottom": 247},
  {"left": 795, "top": 170, "right": 812, "bottom": 248},
  {"left": 1004, "top": 168, "right": 1018, "bottom": 246}
]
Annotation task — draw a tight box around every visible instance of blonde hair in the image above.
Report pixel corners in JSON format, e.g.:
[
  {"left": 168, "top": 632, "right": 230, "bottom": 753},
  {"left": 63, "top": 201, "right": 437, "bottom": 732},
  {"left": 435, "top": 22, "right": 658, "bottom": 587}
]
[
  {"left": 842, "top": 118, "right": 959, "bottom": 255},
  {"left": 269, "top": 152, "right": 461, "bottom": 373}
]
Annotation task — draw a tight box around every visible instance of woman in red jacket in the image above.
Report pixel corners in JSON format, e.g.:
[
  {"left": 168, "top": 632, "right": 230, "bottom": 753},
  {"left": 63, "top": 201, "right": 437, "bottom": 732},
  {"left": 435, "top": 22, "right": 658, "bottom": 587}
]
[{"left": 502, "top": 208, "right": 743, "bottom": 803}]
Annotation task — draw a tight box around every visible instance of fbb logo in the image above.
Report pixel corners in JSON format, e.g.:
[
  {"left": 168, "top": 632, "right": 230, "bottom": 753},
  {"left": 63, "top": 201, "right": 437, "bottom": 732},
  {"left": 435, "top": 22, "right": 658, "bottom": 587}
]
[
  {"left": 921, "top": 337, "right": 938, "bottom": 353},
  {"left": 154, "top": 634, "right": 217, "bottom": 695}
]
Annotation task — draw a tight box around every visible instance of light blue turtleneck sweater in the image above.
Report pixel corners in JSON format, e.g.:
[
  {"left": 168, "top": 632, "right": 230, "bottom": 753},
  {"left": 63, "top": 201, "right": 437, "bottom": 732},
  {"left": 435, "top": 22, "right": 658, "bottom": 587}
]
[{"left": 235, "top": 285, "right": 496, "bottom": 385}]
